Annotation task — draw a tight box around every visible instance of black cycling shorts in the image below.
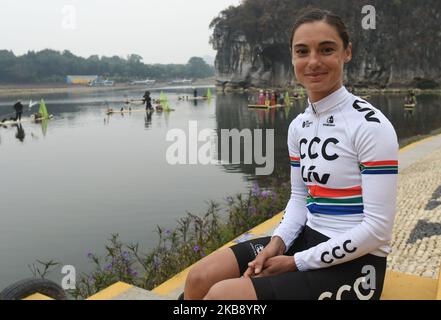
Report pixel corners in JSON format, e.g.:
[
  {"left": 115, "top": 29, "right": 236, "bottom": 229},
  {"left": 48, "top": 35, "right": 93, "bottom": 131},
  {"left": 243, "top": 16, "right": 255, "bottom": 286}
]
[{"left": 230, "top": 226, "right": 386, "bottom": 300}]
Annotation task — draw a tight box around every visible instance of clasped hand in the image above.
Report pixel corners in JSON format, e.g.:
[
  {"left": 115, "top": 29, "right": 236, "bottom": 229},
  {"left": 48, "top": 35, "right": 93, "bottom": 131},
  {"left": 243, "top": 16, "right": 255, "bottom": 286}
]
[{"left": 243, "top": 237, "right": 297, "bottom": 278}]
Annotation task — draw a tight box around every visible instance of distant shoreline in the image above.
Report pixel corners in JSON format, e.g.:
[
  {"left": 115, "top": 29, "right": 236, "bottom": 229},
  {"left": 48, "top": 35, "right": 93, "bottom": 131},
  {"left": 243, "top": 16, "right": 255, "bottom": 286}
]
[
  {"left": 0, "top": 79, "right": 216, "bottom": 99},
  {"left": 2, "top": 82, "right": 440, "bottom": 99},
  {"left": 217, "top": 86, "right": 441, "bottom": 95}
]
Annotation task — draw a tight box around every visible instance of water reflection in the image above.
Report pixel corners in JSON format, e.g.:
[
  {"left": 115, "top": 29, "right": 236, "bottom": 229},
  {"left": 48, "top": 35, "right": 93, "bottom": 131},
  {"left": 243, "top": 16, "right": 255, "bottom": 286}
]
[
  {"left": 13, "top": 123, "right": 25, "bottom": 142},
  {"left": 214, "top": 93, "right": 306, "bottom": 175},
  {"left": 144, "top": 110, "right": 153, "bottom": 129},
  {"left": 403, "top": 105, "right": 415, "bottom": 117},
  {"left": 212, "top": 93, "right": 441, "bottom": 175}
]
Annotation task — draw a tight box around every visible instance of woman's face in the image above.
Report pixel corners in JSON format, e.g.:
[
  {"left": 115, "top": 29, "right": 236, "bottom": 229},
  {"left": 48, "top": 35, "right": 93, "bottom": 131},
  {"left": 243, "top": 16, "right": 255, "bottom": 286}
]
[{"left": 291, "top": 21, "right": 352, "bottom": 102}]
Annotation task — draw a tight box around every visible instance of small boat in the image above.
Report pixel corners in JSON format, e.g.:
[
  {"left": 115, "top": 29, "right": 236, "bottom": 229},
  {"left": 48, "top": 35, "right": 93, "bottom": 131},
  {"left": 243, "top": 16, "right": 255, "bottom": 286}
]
[
  {"left": 187, "top": 96, "right": 209, "bottom": 101},
  {"left": 89, "top": 79, "right": 114, "bottom": 87},
  {"left": 0, "top": 118, "right": 29, "bottom": 126},
  {"left": 0, "top": 115, "right": 53, "bottom": 126},
  {"left": 1, "top": 99, "right": 54, "bottom": 126},
  {"left": 129, "top": 79, "right": 156, "bottom": 86},
  {"left": 404, "top": 103, "right": 416, "bottom": 108},
  {"left": 106, "top": 108, "right": 174, "bottom": 115},
  {"left": 169, "top": 79, "right": 193, "bottom": 85},
  {"left": 31, "top": 99, "right": 52, "bottom": 122},
  {"left": 32, "top": 114, "right": 54, "bottom": 122},
  {"left": 106, "top": 109, "right": 148, "bottom": 115},
  {"left": 179, "top": 89, "right": 213, "bottom": 101},
  {"left": 248, "top": 104, "right": 286, "bottom": 109}
]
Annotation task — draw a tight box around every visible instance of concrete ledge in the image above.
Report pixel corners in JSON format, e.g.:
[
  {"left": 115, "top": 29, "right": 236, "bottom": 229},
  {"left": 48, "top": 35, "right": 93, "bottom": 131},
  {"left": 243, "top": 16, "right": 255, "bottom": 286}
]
[
  {"left": 87, "top": 282, "right": 133, "bottom": 300},
  {"left": 22, "top": 293, "right": 53, "bottom": 300},
  {"left": 111, "top": 286, "right": 172, "bottom": 300},
  {"left": 437, "top": 263, "right": 441, "bottom": 300}
]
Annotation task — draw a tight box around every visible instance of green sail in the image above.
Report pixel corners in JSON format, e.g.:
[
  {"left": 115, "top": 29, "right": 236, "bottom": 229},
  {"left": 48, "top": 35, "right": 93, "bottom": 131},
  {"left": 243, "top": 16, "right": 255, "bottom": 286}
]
[
  {"left": 284, "top": 92, "right": 291, "bottom": 107},
  {"left": 39, "top": 99, "right": 49, "bottom": 119},
  {"left": 41, "top": 119, "right": 48, "bottom": 136},
  {"left": 160, "top": 91, "right": 171, "bottom": 111},
  {"left": 207, "top": 88, "right": 212, "bottom": 100}
]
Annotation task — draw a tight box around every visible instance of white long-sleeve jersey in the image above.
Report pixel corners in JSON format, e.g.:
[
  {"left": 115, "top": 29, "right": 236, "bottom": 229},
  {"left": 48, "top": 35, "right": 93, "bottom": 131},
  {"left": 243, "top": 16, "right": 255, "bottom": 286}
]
[{"left": 272, "top": 86, "right": 399, "bottom": 271}]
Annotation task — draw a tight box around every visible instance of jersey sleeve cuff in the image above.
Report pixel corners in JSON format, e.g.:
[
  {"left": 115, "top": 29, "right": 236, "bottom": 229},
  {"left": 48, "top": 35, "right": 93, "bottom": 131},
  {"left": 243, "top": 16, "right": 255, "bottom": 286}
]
[
  {"left": 294, "top": 252, "right": 308, "bottom": 271},
  {"left": 271, "top": 231, "right": 292, "bottom": 254}
]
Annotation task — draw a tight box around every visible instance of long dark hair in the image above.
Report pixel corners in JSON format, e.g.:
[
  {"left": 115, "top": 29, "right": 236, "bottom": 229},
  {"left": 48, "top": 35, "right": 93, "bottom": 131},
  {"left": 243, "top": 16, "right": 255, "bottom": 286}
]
[{"left": 290, "top": 8, "right": 350, "bottom": 51}]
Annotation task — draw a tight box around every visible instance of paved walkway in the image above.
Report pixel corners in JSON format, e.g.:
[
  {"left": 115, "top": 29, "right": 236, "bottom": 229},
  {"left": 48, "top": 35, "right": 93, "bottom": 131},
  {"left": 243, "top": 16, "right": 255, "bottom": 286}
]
[{"left": 390, "top": 134, "right": 441, "bottom": 278}]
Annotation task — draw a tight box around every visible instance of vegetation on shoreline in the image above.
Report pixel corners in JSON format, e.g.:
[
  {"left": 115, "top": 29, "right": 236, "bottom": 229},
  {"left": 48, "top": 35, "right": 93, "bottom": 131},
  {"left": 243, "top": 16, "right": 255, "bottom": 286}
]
[{"left": 0, "top": 50, "right": 214, "bottom": 84}]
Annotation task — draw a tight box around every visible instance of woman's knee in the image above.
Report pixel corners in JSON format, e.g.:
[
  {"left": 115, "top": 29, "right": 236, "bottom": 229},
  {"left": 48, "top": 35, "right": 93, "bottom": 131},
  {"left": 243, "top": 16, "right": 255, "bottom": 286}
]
[
  {"left": 187, "top": 248, "right": 239, "bottom": 283},
  {"left": 203, "top": 281, "right": 228, "bottom": 300},
  {"left": 186, "top": 262, "right": 210, "bottom": 289},
  {"left": 204, "top": 279, "right": 257, "bottom": 300}
]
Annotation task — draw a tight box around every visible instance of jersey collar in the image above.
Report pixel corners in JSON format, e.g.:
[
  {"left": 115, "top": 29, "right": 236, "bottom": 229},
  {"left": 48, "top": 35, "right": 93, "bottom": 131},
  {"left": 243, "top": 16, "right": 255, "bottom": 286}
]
[{"left": 307, "top": 86, "right": 350, "bottom": 115}]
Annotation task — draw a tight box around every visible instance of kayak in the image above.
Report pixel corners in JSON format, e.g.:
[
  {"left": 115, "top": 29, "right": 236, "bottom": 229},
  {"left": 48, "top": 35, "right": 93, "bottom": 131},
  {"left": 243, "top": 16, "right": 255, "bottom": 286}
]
[
  {"left": 248, "top": 104, "right": 286, "bottom": 109},
  {"left": 0, "top": 115, "right": 53, "bottom": 126},
  {"left": 106, "top": 109, "right": 145, "bottom": 115},
  {"left": 185, "top": 97, "right": 210, "bottom": 101},
  {"left": 404, "top": 103, "right": 416, "bottom": 108},
  {"left": 33, "top": 114, "right": 54, "bottom": 122},
  {"left": 0, "top": 118, "right": 29, "bottom": 126},
  {"left": 106, "top": 108, "right": 174, "bottom": 115}
]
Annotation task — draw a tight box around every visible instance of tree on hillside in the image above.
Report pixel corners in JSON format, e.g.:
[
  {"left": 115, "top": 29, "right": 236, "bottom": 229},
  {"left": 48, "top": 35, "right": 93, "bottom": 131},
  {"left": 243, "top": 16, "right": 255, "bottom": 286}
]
[
  {"left": 0, "top": 50, "right": 214, "bottom": 84},
  {"left": 186, "top": 57, "right": 213, "bottom": 79}
]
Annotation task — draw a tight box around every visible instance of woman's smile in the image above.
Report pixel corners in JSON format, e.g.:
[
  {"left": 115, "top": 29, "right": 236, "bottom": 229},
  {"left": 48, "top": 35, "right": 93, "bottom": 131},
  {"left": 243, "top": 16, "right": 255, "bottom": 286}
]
[{"left": 305, "top": 71, "right": 329, "bottom": 81}]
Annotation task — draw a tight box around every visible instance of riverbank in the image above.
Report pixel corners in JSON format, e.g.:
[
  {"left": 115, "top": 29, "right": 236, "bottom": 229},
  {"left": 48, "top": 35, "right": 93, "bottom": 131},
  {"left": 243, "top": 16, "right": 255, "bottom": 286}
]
[
  {"left": 0, "top": 78, "right": 216, "bottom": 98},
  {"left": 0, "top": 84, "right": 131, "bottom": 98},
  {"left": 2, "top": 82, "right": 440, "bottom": 99},
  {"left": 216, "top": 85, "right": 441, "bottom": 95}
]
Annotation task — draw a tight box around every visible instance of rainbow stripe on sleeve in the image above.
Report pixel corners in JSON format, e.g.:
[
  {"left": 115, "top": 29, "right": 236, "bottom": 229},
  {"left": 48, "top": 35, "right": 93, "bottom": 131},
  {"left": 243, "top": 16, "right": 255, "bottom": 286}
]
[
  {"left": 306, "top": 185, "right": 364, "bottom": 215},
  {"left": 359, "top": 160, "right": 398, "bottom": 175},
  {"left": 290, "top": 156, "right": 300, "bottom": 168}
]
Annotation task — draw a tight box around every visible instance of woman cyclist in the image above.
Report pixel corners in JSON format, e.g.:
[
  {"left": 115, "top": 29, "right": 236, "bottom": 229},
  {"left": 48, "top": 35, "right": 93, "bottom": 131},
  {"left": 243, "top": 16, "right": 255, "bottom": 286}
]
[{"left": 184, "top": 8, "right": 399, "bottom": 300}]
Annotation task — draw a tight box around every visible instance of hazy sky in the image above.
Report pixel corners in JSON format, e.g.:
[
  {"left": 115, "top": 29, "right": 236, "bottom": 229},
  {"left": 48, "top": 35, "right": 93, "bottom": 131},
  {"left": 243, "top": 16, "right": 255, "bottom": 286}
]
[{"left": 1, "top": 0, "right": 242, "bottom": 64}]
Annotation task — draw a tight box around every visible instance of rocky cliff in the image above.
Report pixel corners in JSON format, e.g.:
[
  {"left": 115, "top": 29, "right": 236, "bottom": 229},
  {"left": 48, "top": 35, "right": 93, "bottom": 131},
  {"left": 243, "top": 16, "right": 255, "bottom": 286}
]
[{"left": 210, "top": 0, "right": 441, "bottom": 90}]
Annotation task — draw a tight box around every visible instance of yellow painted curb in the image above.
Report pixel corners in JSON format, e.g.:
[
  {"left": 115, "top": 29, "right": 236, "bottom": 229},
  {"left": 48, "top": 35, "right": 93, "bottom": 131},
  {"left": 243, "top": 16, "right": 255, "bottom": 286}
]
[
  {"left": 87, "top": 281, "right": 133, "bottom": 300},
  {"left": 381, "top": 270, "right": 438, "bottom": 300},
  {"left": 23, "top": 293, "right": 54, "bottom": 300},
  {"left": 437, "top": 262, "right": 441, "bottom": 300},
  {"left": 152, "top": 212, "right": 284, "bottom": 296},
  {"left": 399, "top": 133, "right": 441, "bottom": 153}
]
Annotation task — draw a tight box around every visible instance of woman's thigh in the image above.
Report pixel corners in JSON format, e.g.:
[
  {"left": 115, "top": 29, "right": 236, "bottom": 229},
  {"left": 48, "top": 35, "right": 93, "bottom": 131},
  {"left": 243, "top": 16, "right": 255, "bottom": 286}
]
[{"left": 229, "top": 236, "right": 272, "bottom": 274}]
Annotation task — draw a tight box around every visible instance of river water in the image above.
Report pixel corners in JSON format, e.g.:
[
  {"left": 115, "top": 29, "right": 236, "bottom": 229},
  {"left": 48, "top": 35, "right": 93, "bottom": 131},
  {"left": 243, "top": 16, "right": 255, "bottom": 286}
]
[{"left": 0, "top": 86, "right": 440, "bottom": 289}]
